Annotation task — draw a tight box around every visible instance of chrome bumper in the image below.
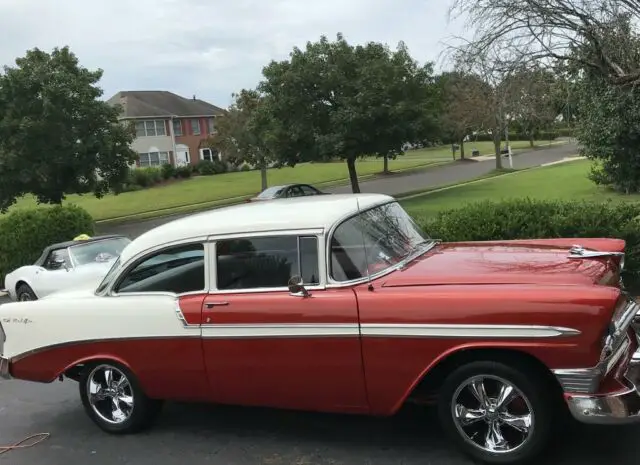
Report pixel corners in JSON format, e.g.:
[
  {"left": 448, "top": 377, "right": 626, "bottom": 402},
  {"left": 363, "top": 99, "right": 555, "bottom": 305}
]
[
  {"left": 0, "top": 356, "right": 10, "bottom": 380},
  {"left": 565, "top": 350, "right": 640, "bottom": 424}
]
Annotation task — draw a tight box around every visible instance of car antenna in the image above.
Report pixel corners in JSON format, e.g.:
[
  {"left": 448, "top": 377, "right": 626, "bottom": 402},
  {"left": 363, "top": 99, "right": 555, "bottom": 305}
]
[{"left": 356, "top": 197, "right": 375, "bottom": 292}]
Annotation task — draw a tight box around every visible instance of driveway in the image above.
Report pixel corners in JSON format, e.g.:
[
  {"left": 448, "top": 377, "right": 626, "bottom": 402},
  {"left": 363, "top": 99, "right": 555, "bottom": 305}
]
[
  {"left": 98, "top": 143, "right": 579, "bottom": 239},
  {"left": 1, "top": 376, "right": 639, "bottom": 465}
]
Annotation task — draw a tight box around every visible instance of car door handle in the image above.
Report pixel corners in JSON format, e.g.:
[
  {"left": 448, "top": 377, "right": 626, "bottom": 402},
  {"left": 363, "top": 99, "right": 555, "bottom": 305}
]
[{"left": 205, "top": 301, "right": 229, "bottom": 309}]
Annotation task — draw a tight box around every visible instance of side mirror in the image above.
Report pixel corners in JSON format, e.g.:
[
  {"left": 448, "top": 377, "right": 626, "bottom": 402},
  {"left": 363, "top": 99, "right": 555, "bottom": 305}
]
[{"left": 288, "top": 275, "right": 310, "bottom": 297}]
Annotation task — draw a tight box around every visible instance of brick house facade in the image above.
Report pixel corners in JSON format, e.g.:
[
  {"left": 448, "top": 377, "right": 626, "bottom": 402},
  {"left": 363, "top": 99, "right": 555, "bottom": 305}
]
[{"left": 107, "top": 91, "right": 226, "bottom": 168}]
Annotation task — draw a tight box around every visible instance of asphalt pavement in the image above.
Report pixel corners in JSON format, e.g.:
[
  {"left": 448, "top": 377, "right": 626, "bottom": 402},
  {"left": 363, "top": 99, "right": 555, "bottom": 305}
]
[
  {"left": 97, "top": 143, "right": 580, "bottom": 239},
  {"left": 6, "top": 141, "right": 632, "bottom": 465},
  {"left": 2, "top": 375, "right": 640, "bottom": 465}
]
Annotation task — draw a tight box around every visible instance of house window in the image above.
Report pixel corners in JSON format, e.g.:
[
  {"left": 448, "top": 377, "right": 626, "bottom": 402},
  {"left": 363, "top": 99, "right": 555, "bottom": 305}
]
[
  {"left": 200, "top": 148, "right": 212, "bottom": 161},
  {"left": 135, "top": 120, "right": 167, "bottom": 137},
  {"left": 139, "top": 151, "right": 170, "bottom": 167},
  {"left": 207, "top": 117, "right": 215, "bottom": 134},
  {"left": 216, "top": 236, "right": 319, "bottom": 290},
  {"left": 173, "top": 120, "right": 182, "bottom": 136},
  {"left": 190, "top": 119, "right": 201, "bottom": 135}
]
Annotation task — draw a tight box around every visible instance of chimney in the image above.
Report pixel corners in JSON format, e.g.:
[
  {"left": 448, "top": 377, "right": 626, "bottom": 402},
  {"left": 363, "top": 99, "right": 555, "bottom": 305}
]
[{"left": 192, "top": 94, "right": 196, "bottom": 101}]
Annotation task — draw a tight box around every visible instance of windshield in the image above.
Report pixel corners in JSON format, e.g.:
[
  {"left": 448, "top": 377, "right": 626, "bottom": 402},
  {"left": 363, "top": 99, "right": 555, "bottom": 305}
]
[
  {"left": 95, "top": 256, "right": 122, "bottom": 294},
  {"left": 329, "top": 201, "right": 431, "bottom": 282},
  {"left": 69, "top": 237, "right": 132, "bottom": 266},
  {"left": 257, "top": 186, "right": 285, "bottom": 198}
]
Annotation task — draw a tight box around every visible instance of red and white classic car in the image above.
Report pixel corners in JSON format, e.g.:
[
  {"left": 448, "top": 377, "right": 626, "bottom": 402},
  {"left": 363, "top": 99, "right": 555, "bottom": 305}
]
[{"left": 0, "top": 193, "right": 639, "bottom": 464}]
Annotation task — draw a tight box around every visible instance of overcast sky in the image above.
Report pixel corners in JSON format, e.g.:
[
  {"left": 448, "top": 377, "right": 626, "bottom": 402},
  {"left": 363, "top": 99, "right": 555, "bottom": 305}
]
[{"left": 0, "top": 0, "right": 466, "bottom": 108}]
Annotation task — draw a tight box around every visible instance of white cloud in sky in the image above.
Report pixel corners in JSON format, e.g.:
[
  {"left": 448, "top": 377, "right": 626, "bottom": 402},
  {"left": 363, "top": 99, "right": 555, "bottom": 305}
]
[{"left": 0, "top": 0, "right": 465, "bottom": 107}]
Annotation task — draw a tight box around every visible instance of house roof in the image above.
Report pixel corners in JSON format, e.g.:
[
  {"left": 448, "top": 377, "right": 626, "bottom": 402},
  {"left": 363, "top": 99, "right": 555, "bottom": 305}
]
[
  {"left": 107, "top": 91, "right": 227, "bottom": 119},
  {"left": 119, "top": 193, "right": 395, "bottom": 264}
]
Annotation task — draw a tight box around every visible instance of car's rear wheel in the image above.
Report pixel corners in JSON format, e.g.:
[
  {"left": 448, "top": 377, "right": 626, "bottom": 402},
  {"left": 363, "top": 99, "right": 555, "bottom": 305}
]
[
  {"left": 16, "top": 283, "right": 37, "bottom": 301},
  {"left": 437, "top": 361, "right": 554, "bottom": 464},
  {"left": 79, "top": 361, "right": 163, "bottom": 434}
]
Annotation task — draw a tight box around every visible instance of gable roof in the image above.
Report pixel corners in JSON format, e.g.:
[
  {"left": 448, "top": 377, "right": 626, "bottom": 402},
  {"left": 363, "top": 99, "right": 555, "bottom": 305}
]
[{"left": 107, "top": 91, "right": 227, "bottom": 119}]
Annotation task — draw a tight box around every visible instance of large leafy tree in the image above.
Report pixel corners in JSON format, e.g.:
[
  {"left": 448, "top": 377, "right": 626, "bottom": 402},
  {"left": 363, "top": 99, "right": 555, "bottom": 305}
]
[
  {"left": 207, "top": 89, "right": 272, "bottom": 191},
  {"left": 0, "top": 46, "right": 136, "bottom": 211},
  {"left": 257, "top": 33, "right": 440, "bottom": 193}
]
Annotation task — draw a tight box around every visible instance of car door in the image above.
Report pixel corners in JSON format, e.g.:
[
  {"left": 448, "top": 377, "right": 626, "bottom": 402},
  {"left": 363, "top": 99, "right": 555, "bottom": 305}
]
[
  {"left": 32, "top": 248, "right": 77, "bottom": 297},
  {"left": 202, "top": 232, "right": 368, "bottom": 414}
]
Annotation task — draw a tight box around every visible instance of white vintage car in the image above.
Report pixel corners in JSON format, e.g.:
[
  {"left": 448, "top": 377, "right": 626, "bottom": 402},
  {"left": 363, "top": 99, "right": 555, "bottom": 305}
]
[
  {"left": 1, "top": 193, "right": 639, "bottom": 465},
  {"left": 3, "top": 234, "right": 131, "bottom": 301}
]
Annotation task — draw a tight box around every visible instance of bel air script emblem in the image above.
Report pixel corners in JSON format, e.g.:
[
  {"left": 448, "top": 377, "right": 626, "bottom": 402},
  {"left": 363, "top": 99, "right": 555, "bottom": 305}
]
[{"left": 1, "top": 317, "right": 33, "bottom": 325}]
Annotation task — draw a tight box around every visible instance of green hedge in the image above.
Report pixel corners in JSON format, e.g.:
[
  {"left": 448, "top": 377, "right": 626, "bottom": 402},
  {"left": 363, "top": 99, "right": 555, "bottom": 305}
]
[
  {"left": 415, "top": 199, "right": 640, "bottom": 277},
  {"left": 0, "top": 205, "right": 95, "bottom": 283}
]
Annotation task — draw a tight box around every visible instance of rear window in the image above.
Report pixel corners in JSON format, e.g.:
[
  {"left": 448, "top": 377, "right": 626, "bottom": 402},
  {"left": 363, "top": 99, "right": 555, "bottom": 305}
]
[{"left": 257, "top": 186, "right": 285, "bottom": 199}]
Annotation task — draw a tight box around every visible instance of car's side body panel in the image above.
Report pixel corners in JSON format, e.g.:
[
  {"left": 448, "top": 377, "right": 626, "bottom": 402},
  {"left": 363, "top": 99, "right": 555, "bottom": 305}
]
[
  {"left": 1, "top": 292, "right": 210, "bottom": 402},
  {"left": 354, "top": 281, "right": 619, "bottom": 415}
]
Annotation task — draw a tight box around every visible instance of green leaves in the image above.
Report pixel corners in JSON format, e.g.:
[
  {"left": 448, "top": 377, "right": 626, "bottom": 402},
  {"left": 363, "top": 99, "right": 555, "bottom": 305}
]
[
  {"left": 256, "top": 33, "right": 440, "bottom": 192},
  {"left": 0, "top": 46, "right": 137, "bottom": 211}
]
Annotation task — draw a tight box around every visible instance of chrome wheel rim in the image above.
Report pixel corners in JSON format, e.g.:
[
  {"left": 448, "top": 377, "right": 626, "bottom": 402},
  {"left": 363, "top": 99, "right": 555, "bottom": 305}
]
[
  {"left": 87, "top": 365, "right": 135, "bottom": 425},
  {"left": 18, "top": 292, "right": 32, "bottom": 301},
  {"left": 451, "top": 375, "right": 534, "bottom": 454}
]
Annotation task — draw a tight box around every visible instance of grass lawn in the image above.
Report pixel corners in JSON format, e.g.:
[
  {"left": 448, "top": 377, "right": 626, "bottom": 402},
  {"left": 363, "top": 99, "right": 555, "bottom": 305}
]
[
  {"left": 400, "top": 159, "right": 640, "bottom": 221},
  {"left": 7, "top": 140, "right": 549, "bottom": 222}
]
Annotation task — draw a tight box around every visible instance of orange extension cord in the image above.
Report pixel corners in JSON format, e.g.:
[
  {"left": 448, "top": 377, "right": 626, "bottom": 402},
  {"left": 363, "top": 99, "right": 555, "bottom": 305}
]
[{"left": 0, "top": 433, "right": 50, "bottom": 455}]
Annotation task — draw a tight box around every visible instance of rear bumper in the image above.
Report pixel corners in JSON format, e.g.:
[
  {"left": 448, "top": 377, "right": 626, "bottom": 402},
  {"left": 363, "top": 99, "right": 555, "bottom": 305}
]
[
  {"left": 565, "top": 350, "right": 640, "bottom": 424},
  {"left": 0, "top": 356, "right": 11, "bottom": 380}
]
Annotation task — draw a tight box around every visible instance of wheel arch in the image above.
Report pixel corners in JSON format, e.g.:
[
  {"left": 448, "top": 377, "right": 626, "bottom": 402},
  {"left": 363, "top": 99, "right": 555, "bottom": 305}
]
[
  {"left": 61, "top": 355, "right": 134, "bottom": 382},
  {"left": 15, "top": 278, "right": 39, "bottom": 299},
  {"left": 401, "top": 346, "right": 564, "bottom": 411}
]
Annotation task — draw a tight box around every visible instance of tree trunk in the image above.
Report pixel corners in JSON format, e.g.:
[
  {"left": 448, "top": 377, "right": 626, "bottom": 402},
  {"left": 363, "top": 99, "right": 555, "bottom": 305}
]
[
  {"left": 260, "top": 164, "right": 268, "bottom": 191},
  {"left": 459, "top": 139, "right": 465, "bottom": 159},
  {"left": 493, "top": 131, "right": 503, "bottom": 170},
  {"left": 529, "top": 133, "right": 535, "bottom": 148},
  {"left": 383, "top": 155, "right": 389, "bottom": 174},
  {"left": 346, "top": 157, "right": 360, "bottom": 193}
]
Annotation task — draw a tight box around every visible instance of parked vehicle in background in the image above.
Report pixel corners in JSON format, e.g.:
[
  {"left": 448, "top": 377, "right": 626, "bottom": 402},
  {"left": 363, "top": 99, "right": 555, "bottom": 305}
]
[
  {"left": 3, "top": 235, "right": 131, "bottom": 301},
  {"left": 1, "top": 194, "right": 638, "bottom": 464},
  {"left": 248, "top": 183, "right": 326, "bottom": 201}
]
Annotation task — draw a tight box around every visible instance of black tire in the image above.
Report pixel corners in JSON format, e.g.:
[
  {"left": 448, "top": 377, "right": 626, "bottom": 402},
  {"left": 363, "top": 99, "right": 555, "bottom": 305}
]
[
  {"left": 437, "top": 360, "right": 555, "bottom": 465},
  {"left": 79, "top": 361, "right": 163, "bottom": 434},
  {"left": 16, "top": 283, "right": 37, "bottom": 301}
]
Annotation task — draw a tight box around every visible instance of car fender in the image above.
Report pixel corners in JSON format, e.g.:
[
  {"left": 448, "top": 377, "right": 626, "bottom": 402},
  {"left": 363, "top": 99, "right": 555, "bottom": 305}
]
[
  {"left": 5, "top": 267, "right": 41, "bottom": 299},
  {"left": 387, "top": 340, "right": 573, "bottom": 416}
]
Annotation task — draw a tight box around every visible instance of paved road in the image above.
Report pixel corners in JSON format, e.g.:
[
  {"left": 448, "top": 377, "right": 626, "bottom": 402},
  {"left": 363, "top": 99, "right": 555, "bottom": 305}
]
[
  {"left": 2, "top": 376, "right": 640, "bottom": 465},
  {"left": 98, "top": 143, "right": 579, "bottom": 239}
]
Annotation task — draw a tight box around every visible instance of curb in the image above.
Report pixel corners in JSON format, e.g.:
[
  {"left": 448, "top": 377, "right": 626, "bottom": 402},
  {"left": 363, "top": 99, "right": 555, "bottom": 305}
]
[{"left": 397, "top": 155, "right": 584, "bottom": 201}]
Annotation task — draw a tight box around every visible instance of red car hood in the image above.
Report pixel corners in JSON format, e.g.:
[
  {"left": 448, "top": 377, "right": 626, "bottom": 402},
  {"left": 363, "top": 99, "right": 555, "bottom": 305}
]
[{"left": 381, "top": 238, "right": 625, "bottom": 288}]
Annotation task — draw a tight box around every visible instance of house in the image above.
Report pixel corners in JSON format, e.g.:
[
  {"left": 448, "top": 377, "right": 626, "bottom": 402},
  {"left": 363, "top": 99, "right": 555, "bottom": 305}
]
[{"left": 107, "top": 90, "right": 227, "bottom": 168}]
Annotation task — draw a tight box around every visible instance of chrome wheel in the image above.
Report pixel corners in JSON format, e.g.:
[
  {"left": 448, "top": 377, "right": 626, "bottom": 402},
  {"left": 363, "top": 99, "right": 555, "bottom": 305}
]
[
  {"left": 451, "top": 375, "right": 534, "bottom": 454},
  {"left": 86, "top": 364, "right": 135, "bottom": 425}
]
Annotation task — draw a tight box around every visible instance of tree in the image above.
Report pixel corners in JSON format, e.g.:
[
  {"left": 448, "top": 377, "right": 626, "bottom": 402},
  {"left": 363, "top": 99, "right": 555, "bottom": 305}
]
[
  {"left": 436, "top": 71, "right": 491, "bottom": 158},
  {"left": 448, "top": 0, "right": 640, "bottom": 88},
  {"left": 257, "top": 33, "right": 440, "bottom": 193},
  {"left": 0, "top": 46, "right": 136, "bottom": 211},
  {"left": 503, "top": 65, "right": 558, "bottom": 147},
  {"left": 207, "top": 89, "right": 272, "bottom": 191}
]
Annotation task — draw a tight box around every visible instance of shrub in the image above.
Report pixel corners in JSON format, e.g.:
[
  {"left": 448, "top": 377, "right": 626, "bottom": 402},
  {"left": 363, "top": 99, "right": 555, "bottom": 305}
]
[
  {"left": 176, "top": 166, "right": 192, "bottom": 178},
  {"left": 196, "top": 160, "right": 217, "bottom": 175},
  {"left": 130, "top": 167, "right": 162, "bottom": 187},
  {"left": 415, "top": 198, "right": 640, "bottom": 277},
  {"left": 161, "top": 163, "right": 176, "bottom": 180},
  {"left": 239, "top": 163, "right": 251, "bottom": 171},
  {"left": 0, "top": 205, "right": 95, "bottom": 282},
  {"left": 469, "top": 132, "right": 558, "bottom": 143}
]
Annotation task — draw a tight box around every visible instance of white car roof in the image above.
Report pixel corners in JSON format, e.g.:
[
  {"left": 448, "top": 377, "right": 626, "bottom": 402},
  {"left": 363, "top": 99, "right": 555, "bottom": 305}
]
[{"left": 120, "top": 193, "right": 394, "bottom": 263}]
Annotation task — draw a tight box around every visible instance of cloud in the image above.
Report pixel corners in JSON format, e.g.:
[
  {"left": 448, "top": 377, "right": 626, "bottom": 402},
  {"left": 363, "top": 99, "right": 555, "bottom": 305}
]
[{"left": 0, "top": 0, "right": 464, "bottom": 107}]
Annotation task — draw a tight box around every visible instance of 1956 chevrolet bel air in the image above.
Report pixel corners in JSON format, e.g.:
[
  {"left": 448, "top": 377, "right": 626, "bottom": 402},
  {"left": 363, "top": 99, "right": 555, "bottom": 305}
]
[{"left": 1, "top": 193, "right": 639, "bottom": 464}]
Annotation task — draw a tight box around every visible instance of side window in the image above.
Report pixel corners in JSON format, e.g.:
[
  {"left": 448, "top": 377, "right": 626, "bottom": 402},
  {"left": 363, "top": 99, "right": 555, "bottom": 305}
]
[
  {"left": 44, "top": 249, "right": 70, "bottom": 270},
  {"left": 115, "top": 243, "right": 205, "bottom": 294},
  {"left": 216, "top": 236, "right": 319, "bottom": 290},
  {"left": 288, "top": 186, "right": 304, "bottom": 197},
  {"left": 300, "top": 185, "right": 319, "bottom": 195}
]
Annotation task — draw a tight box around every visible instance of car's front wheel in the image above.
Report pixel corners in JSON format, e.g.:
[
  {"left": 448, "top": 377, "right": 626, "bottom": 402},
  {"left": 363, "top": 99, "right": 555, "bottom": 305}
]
[
  {"left": 16, "top": 283, "right": 37, "bottom": 301},
  {"left": 438, "top": 360, "right": 554, "bottom": 464},
  {"left": 79, "top": 361, "right": 163, "bottom": 434}
]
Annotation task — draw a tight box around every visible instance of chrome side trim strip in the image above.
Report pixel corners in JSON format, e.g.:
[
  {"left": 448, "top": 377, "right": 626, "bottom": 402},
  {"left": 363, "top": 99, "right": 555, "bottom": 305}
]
[
  {"left": 360, "top": 323, "right": 581, "bottom": 339},
  {"left": 201, "top": 323, "right": 359, "bottom": 338}
]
